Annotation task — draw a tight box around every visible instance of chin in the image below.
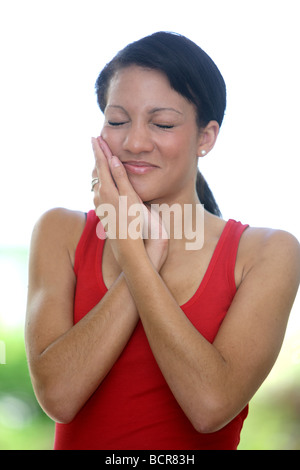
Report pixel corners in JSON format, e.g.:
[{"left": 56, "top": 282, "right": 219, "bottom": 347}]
[
  {"left": 126, "top": 178, "right": 154, "bottom": 202},
  {"left": 135, "top": 190, "right": 157, "bottom": 204}
]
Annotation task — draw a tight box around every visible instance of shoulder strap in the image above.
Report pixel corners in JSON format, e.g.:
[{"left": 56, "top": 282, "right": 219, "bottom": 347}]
[
  {"left": 203, "top": 219, "right": 248, "bottom": 295},
  {"left": 74, "top": 210, "right": 99, "bottom": 275},
  {"left": 223, "top": 220, "right": 249, "bottom": 293}
]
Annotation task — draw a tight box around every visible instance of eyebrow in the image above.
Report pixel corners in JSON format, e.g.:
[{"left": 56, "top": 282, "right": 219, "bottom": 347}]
[
  {"left": 106, "top": 105, "right": 183, "bottom": 115},
  {"left": 149, "top": 107, "right": 183, "bottom": 116}
]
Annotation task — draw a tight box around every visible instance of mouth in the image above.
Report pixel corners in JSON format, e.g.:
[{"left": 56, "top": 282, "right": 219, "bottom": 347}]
[{"left": 122, "top": 161, "right": 159, "bottom": 175}]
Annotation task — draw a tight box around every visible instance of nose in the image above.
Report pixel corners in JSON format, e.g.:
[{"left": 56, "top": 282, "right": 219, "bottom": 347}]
[{"left": 123, "top": 123, "right": 154, "bottom": 155}]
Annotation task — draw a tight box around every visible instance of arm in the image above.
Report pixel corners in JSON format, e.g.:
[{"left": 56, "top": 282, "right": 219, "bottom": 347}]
[
  {"left": 25, "top": 208, "right": 140, "bottom": 423},
  {"left": 121, "top": 229, "right": 300, "bottom": 433},
  {"left": 26, "top": 138, "right": 167, "bottom": 424},
  {"left": 98, "top": 139, "right": 300, "bottom": 433}
]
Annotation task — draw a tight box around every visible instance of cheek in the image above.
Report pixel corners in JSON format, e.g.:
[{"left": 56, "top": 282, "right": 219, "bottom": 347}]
[
  {"left": 100, "top": 126, "right": 109, "bottom": 140},
  {"left": 161, "top": 141, "right": 189, "bottom": 168},
  {"left": 101, "top": 128, "right": 122, "bottom": 156}
]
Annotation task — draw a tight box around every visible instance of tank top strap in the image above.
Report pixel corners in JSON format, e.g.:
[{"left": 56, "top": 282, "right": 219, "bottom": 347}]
[
  {"left": 212, "top": 219, "right": 249, "bottom": 294},
  {"left": 224, "top": 219, "right": 249, "bottom": 261},
  {"left": 74, "top": 210, "right": 102, "bottom": 276}
]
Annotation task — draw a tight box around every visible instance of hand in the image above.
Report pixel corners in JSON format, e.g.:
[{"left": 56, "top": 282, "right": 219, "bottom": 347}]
[
  {"left": 91, "top": 136, "right": 168, "bottom": 270},
  {"left": 92, "top": 136, "right": 144, "bottom": 265}
]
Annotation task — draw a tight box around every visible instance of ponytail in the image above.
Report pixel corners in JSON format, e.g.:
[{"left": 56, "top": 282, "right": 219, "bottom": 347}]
[{"left": 196, "top": 170, "right": 221, "bottom": 217}]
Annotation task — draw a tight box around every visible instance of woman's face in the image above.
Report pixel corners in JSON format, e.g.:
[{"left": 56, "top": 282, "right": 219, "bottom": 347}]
[{"left": 101, "top": 66, "right": 203, "bottom": 204}]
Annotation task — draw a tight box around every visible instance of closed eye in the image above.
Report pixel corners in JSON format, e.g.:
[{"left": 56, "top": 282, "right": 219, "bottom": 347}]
[
  {"left": 108, "top": 121, "right": 174, "bottom": 129},
  {"left": 155, "top": 124, "right": 174, "bottom": 129},
  {"left": 108, "top": 121, "right": 128, "bottom": 126}
]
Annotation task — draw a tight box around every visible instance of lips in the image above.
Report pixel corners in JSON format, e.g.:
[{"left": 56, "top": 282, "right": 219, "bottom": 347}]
[{"left": 122, "top": 161, "right": 158, "bottom": 175}]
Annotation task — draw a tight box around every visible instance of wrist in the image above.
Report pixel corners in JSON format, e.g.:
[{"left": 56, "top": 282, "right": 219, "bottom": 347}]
[
  {"left": 112, "top": 238, "right": 148, "bottom": 271},
  {"left": 145, "top": 239, "right": 168, "bottom": 271}
]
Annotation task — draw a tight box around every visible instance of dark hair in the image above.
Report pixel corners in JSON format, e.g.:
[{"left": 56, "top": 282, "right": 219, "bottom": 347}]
[{"left": 95, "top": 31, "right": 226, "bottom": 216}]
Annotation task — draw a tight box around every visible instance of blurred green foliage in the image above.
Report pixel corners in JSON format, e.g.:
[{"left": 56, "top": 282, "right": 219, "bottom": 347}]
[
  {"left": 0, "top": 247, "right": 299, "bottom": 450},
  {"left": 0, "top": 327, "right": 55, "bottom": 449},
  {"left": 1, "top": 324, "right": 300, "bottom": 450}
]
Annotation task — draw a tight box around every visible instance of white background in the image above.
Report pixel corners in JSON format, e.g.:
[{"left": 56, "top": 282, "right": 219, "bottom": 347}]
[{"left": 0, "top": 0, "right": 299, "bottom": 334}]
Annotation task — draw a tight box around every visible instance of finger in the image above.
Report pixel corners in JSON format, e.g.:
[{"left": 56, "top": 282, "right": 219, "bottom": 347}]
[
  {"left": 108, "top": 154, "right": 134, "bottom": 196},
  {"left": 98, "top": 136, "right": 113, "bottom": 159},
  {"left": 91, "top": 137, "right": 113, "bottom": 186}
]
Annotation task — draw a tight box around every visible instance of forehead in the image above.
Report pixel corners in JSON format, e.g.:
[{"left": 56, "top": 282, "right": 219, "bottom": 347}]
[{"left": 106, "top": 66, "right": 192, "bottom": 113}]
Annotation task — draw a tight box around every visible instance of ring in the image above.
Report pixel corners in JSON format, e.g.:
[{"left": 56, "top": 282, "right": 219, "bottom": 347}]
[{"left": 91, "top": 177, "right": 100, "bottom": 191}]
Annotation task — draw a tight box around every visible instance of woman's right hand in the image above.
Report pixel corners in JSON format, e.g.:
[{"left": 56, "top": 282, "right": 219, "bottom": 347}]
[{"left": 92, "top": 136, "right": 168, "bottom": 272}]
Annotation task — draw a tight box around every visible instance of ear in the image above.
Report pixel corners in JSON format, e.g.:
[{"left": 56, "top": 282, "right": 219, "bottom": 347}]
[{"left": 197, "top": 120, "right": 220, "bottom": 157}]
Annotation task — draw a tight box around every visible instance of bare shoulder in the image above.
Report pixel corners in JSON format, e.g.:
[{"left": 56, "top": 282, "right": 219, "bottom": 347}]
[
  {"left": 26, "top": 209, "right": 88, "bottom": 359},
  {"left": 33, "top": 207, "right": 86, "bottom": 237},
  {"left": 31, "top": 208, "right": 87, "bottom": 267},
  {"left": 27, "top": 208, "right": 87, "bottom": 324},
  {"left": 241, "top": 225, "right": 300, "bottom": 263},
  {"left": 239, "top": 225, "right": 300, "bottom": 289}
]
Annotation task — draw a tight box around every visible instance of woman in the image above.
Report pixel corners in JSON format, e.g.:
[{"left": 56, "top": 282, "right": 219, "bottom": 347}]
[{"left": 25, "top": 32, "right": 300, "bottom": 450}]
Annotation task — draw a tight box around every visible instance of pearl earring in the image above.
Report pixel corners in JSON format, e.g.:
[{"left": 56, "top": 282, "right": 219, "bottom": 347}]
[{"left": 201, "top": 150, "right": 206, "bottom": 156}]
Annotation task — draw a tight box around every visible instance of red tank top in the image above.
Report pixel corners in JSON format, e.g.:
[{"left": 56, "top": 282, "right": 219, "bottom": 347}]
[{"left": 54, "top": 210, "right": 249, "bottom": 450}]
